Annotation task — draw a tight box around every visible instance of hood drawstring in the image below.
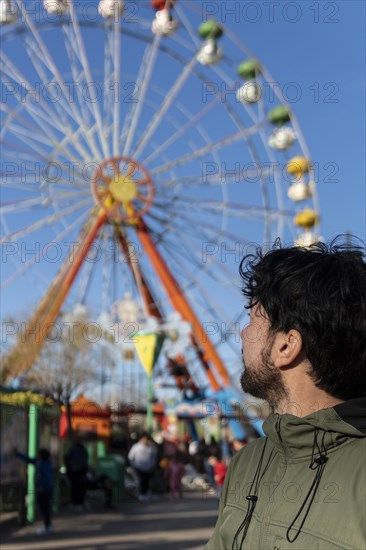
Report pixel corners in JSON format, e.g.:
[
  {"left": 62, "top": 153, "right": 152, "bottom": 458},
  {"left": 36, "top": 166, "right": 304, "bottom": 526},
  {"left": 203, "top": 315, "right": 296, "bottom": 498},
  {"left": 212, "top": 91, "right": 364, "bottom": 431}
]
[
  {"left": 232, "top": 438, "right": 275, "bottom": 550},
  {"left": 286, "top": 429, "right": 329, "bottom": 543}
]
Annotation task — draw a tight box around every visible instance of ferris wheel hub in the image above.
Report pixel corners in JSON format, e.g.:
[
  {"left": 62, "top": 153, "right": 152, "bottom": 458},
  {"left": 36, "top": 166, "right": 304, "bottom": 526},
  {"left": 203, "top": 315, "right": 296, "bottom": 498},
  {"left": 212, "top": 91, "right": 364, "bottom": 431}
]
[
  {"left": 91, "top": 156, "right": 154, "bottom": 223},
  {"left": 109, "top": 174, "right": 137, "bottom": 202}
]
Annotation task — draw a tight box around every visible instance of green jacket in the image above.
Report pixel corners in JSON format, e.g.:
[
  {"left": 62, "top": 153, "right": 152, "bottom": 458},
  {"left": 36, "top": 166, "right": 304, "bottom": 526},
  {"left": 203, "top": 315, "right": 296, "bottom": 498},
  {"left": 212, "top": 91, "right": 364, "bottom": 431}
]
[{"left": 205, "top": 398, "right": 366, "bottom": 549}]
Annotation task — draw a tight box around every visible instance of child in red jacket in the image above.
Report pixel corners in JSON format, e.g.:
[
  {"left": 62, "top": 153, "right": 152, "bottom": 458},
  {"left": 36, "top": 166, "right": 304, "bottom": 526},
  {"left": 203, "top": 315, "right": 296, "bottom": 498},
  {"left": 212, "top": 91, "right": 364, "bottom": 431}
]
[{"left": 208, "top": 455, "right": 227, "bottom": 500}]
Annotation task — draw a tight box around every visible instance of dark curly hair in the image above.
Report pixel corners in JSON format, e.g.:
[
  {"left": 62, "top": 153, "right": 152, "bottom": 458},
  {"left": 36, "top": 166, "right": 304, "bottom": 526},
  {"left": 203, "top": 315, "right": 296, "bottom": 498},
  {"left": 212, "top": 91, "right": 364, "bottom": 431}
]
[{"left": 239, "top": 236, "right": 366, "bottom": 400}]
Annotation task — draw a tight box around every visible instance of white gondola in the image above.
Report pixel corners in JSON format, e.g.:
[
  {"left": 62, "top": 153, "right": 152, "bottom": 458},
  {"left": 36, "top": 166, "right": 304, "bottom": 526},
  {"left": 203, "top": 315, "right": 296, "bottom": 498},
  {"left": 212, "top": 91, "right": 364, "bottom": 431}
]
[
  {"left": 98, "top": 0, "right": 124, "bottom": 19},
  {"left": 0, "top": 0, "right": 17, "bottom": 24},
  {"left": 43, "top": 0, "right": 69, "bottom": 15},
  {"left": 197, "top": 39, "right": 223, "bottom": 66},
  {"left": 236, "top": 81, "right": 262, "bottom": 104},
  {"left": 152, "top": 8, "right": 178, "bottom": 36},
  {"left": 287, "top": 180, "right": 312, "bottom": 202},
  {"left": 295, "top": 232, "right": 318, "bottom": 247},
  {"left": 268, "top": 126, "right": 296, "bottom": 150}
]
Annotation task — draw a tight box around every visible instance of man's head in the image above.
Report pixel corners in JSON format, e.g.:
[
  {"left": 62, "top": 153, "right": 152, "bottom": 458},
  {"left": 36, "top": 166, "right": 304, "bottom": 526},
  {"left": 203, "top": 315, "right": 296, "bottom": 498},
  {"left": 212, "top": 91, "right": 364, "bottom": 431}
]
[
  {"left": 239, "top": 236, "right": 366, "bottom": 405},
  {"left": 232, "top": 438, "right": 248, "bottom": 452},
  {"left": 38, "top": 448, "right": 50, "bottom": 461},
  {"left": 140, "top": 432, "right": 150, "bottom": 445},
  {"left": 208, "top": 455, "right": 219, "bottom": 466}
]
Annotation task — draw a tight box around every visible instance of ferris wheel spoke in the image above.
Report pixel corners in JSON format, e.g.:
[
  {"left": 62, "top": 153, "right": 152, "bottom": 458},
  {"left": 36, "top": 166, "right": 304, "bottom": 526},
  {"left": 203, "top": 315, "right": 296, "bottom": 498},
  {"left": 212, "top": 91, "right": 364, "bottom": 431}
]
[
  {"left": 150, "top": 122, "right": 263, "bottom": 176},
  {"left": 67, "top": 0, "right": 109, "bottom": 158},
  {"left": 158, "top": 237, "right": 235, "bottom": 327},
  {"left": 136, "top": 193, "right": 149, "bottom": 204},
  {"left": 147, "top": 222, "right": 205, "bottom": 275},
  {"left": 174, "top": 2, "right": 202, "bottom": 49},
  {"left": 0, "top": 101, "right": 45, "bottom": 134},
  {"left": 133, "top": 55, "right": 198, "bottom": 160},
  {"left": 96, "top": 188, "right": 109, "bottom": 199},
  {"left": 0, "top": 166, "right": 91, "bottom": 192},
  {"left": 50, "top": 121, "right": 103, "bottom": 167},
  {"left": 142, "top": 96, "right": 219, "bottom": 166},
  {"left": 112, "top": 18, "right": 121, "bottom": 157},
  {"left": 1, "top": 125, "right": 53, "bottom": 162},
  {"left": 152, "top": 164, "right": 278, "bottom": 189},
  {"left": 162, "top": 223, "right": 238, "bottom": 289},
  {"left": 20, "top": 34, "right": 77, "bottom": 126},
  {"left": 0, "top": 61, "right": 69, "bottom": 140},
  {"left": 1, "top": 197, "right": 50, "bottom": 214},
  {"left": 0, "top": 197, "right": 92, "bottom": 244},
  {"left": 14, "top": 3, "right": 94, "bottom": 139},
  {"left": 155, "top": 205, "right": 265, "bottom": 246},
  {"left": 162, "top": 202, "right": 268, "bottom": 223},
  {"left": 121, "top": 33, "right": 162, "bottom": 157},
  {"left": 102, "top": 19, "right": 114, "bottom": 146},
  {"left": 156, "top": 194, "right": 294, "bottom": 220},
  {"left": 74, "top": 250, "right": 97, "bottom": 306},
  {"left": 22, "top": 38, "right": 94, "bottom": 162},
  {"left": 17, "top": 3, "right": 105, "bottom": 159},
  {"left": 101, "top": 225, "right": 113, "bottom": 314},
  {"left": 61, "top": 24, "right": 103, "bottom": 161},
  {"left": 2, "top": 63, "right": 71, "bottom": 145},
  {"left": 146, "top": 210, "right": 245, "bottom": 283},
  {"left": 0, "top": 99, "right": 91, "bottom": 168},
  {"left": 0, "top": 75, "right": 88, "bottom": 167},
  {"left": 2, "top": 114, "right": 58, "bottom": 150},
  {"left": 146, "top": 213, "right": 237, "bottom": 287},
  {"left": 0, "top": 191, "right": 89, "bottom": 214},
  {"left": 1, "top": 121, "right": 90, "bottom": 170},
  {"left": 1, "top": 207, "right": 91, "bottom": 289},
  {"left": 258, "top": 125, "right": 285, "bottom": 242},
  {"left": 0, "top": 180, "right": 43, "bottom": 193}
]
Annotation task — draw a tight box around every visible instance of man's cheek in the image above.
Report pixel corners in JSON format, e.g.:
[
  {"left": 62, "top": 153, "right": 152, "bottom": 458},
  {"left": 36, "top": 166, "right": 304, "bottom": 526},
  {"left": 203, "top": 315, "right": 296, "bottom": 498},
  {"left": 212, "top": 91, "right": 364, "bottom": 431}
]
[{"left": 241, "top": 322, "right": 261, "bottom": 342}]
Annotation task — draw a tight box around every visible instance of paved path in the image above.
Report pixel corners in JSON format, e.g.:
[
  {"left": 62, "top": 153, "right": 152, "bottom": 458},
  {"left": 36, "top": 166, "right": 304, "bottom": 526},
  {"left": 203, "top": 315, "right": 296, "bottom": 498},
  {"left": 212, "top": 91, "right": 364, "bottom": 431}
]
[{"left": 1, "top": 492, "right": 217, "bottom": 550}]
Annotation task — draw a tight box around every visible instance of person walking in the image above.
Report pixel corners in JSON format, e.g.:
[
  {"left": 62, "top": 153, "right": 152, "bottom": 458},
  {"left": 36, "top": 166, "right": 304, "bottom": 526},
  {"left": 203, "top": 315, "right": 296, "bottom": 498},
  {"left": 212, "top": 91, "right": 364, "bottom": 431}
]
[
  {"left": 128, "top": 433, "right": 157, "bottom": 502},
  {"left": 205, "top": 237, "right": 366, "bottom": 549},
  {"left": 64, "top": 437, "right": 88, "bottom": 510},
  {"left": 165, "top": 453, "right": 185, "bottom": 499},
  {"left": 14, "top": 447, "right": 54, "bottom": 535}
]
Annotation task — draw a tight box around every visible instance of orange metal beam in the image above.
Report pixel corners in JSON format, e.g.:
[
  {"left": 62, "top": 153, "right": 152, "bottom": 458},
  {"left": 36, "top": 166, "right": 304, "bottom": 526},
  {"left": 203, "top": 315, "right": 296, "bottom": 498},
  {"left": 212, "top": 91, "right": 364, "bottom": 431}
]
[
  {"left": 115, "top": 226, "right": 162, "bottom": 320},
  {"left": 137, "top": 221, "right": 230, "bottom": 390},
  {"left": 40, "top": 209, "right": 107, "bottom": 333},
  {"left": 3, "top": 209, "right": 107, "bottom": 379}
]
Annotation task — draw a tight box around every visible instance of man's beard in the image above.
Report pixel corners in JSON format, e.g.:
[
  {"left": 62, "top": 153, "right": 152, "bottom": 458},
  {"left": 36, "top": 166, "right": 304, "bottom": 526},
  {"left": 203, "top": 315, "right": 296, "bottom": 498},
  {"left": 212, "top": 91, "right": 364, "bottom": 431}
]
[{"left": 240, "top": 340, "right": 288, "bottom": 411}]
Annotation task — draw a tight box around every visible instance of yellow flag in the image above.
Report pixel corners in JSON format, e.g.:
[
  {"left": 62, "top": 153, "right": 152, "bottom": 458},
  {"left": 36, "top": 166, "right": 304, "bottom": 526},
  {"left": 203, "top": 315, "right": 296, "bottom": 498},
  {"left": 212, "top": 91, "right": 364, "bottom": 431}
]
[{"left": 134, "top": 334, "right": 157, "bottom": 376}]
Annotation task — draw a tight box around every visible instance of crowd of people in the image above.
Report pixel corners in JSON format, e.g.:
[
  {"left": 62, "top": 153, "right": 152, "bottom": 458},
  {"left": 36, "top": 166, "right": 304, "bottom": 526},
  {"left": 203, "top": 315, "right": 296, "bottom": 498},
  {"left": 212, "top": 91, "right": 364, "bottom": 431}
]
[
  {"left": 127, "top": 432, "right": 250, "bottom": 502},
  {"left": 14, "top": 431, "right": 248, "bottom": 534}
]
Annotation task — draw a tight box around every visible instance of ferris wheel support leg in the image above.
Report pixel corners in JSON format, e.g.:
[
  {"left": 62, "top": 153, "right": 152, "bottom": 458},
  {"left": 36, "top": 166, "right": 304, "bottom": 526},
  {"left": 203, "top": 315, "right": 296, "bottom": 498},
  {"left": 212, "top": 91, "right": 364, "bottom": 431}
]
[
  {"left": 115, "top": 225, "right": 162, "bottom": 320},
  {"left": 40, "top": 210, "right": 108, "bottom": 329},
  {"left": 3, "top": 210, "right": 108, "bottom": 379},
  {"left": 115, "top": 225, "right": 200, "bottom": 394},
  {"left": 137, "top": 221, "right": 230, "bottom": 391}
]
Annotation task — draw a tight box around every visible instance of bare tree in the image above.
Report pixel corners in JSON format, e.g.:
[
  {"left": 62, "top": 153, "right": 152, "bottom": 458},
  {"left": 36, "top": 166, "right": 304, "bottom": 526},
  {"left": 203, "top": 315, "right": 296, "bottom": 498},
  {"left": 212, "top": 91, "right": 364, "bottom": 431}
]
[{"left": 20, "top": 321, "right": 97, "bottom": 439}]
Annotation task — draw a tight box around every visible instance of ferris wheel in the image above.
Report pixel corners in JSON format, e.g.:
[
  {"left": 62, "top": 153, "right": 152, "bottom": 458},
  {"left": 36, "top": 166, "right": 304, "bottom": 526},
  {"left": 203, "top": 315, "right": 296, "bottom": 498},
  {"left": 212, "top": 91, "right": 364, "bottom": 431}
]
[{"left": 1, "top": 0, "right": 320, "bottom": 400}]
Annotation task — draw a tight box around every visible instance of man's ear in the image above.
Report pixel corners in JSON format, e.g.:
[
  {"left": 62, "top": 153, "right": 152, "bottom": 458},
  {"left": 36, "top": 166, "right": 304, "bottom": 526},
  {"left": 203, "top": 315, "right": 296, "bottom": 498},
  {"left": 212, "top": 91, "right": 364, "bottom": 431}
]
[{"left": 271, "top": 329, "right": 303, "bottom": 368}]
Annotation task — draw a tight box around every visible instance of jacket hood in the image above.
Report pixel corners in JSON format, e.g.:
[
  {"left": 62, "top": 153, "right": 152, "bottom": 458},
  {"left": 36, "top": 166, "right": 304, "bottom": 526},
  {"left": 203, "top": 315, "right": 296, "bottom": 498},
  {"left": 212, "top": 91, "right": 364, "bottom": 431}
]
[{"left": 263, "top": 397, "right": 366, "bottom": 460}]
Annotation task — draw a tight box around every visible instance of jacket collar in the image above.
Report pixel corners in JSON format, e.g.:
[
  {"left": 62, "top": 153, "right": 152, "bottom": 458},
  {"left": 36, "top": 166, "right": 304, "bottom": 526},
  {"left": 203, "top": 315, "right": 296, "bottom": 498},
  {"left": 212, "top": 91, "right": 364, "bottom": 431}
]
[{"left": 263, "top": 397, "right": 366, "bottom": 460}]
